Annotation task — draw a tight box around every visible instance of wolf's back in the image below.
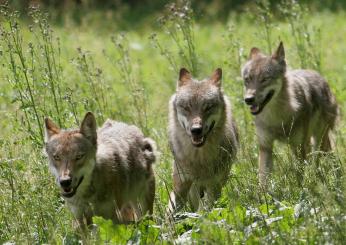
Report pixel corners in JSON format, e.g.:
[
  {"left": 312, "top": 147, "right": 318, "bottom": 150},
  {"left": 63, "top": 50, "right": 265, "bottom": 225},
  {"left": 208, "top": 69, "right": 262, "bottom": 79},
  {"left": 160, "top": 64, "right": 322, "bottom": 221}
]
[
  {"left": 96, "top": 119, "right": 157, "bottom": 169},
  {"left": 287, "top": 69, "right": 338, "bottom": 127}
]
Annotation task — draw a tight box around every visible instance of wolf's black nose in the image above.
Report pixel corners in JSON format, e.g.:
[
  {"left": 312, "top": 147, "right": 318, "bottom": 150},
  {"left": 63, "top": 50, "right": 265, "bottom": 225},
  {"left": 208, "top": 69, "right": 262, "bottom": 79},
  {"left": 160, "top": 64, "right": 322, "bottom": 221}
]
[
  {"left": 244, "top": 96, "right": 255, "bottom": 105},
  {"left": 59, "top": 177, "right": 72, "bottom": 188},
  {"left": 191, "top": 125, "right": 203, "bottom": 135}
]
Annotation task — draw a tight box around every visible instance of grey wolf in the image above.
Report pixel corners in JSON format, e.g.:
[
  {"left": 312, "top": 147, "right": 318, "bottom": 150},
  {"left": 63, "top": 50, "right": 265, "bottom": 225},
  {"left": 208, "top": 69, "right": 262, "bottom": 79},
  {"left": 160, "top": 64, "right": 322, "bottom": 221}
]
[
  {"left": 242, "top": 41, "right": 338, "bottom": 186},
  {"left": 44, "top": 112, "right": 156, "bottom": 228},
  {"left": 168, "top": 68, "right": 238, "bottom": 212}
]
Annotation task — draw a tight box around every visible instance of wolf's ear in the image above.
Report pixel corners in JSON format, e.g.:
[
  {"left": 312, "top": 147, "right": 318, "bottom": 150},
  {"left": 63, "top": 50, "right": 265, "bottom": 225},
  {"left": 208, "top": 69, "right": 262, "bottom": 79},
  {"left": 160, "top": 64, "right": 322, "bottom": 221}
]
[
  {"left": 178, "top": 68, "right": 192, "bottom": 87},
  {"left": 249, "top": 47, "right": 262, "bottom": 60},
  {"left": 210, "top": 68, "right": 222, "bottom": 88},
  {"left": 80, "top": 112, "right": 97, "bottom": 145},
  {"left": 272, "top": 41, "right": 285, "bottom": 63},
  {"left": 44, "top": 118, "right": 60, "bottom": 142}
]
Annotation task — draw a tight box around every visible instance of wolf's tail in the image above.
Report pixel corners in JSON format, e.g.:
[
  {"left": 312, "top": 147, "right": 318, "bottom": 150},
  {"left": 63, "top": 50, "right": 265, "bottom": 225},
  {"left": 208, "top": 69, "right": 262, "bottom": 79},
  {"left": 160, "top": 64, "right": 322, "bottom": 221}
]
[{"left": 142, "top": 137, "right": 158, "bottom": 165}]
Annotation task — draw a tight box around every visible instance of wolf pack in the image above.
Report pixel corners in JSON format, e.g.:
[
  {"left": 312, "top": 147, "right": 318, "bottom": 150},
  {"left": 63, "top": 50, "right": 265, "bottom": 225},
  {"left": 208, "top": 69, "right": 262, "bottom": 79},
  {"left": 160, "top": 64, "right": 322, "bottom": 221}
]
[{"left": 44, "top": 42, "right": 338, "bottom": 229}]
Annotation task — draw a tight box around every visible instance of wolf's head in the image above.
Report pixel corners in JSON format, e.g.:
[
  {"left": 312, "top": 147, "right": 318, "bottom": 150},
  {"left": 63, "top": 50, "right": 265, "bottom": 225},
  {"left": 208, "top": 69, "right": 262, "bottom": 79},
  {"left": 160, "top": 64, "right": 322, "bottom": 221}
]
[
  {"left": 44, "top": 112, "right": 97, "bottom": 198},
  {"left": 174, "top": 68, "right": 224, "bottom": 147},
  {"left": 242, "top": 42, "right": 286, "bottom": 115}
]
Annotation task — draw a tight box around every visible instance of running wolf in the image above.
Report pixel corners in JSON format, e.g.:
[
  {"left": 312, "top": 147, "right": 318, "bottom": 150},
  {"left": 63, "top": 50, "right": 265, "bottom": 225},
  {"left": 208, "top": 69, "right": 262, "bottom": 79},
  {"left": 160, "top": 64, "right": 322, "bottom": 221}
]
[
  {"left": 242, "top": 42, "right": 338, "bottom": 185},
  {"left": 44, "top": 112, "right": 156, "bottom": 228},
  {"left": 168, "top": 68, "right": 238, "bottom": 212}
]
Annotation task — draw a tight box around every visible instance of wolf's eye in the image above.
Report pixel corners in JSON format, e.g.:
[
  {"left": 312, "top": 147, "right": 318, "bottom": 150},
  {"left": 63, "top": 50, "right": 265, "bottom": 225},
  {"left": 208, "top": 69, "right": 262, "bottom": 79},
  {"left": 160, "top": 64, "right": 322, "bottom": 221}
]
[
  {"left": 180, "top": 106, "right": 190, "bottom": 112},
  {"left": 53, "top": 155, "right": 60, "bottom": 161},
  {"left": 261, "top": 77, "right": 271, "bottom": 83},
  {"left": 204, "top": 105, "right": 214, "bottom": 112},
  {"left": 75, "top": 154, "right": 85, "bottom": 161}
]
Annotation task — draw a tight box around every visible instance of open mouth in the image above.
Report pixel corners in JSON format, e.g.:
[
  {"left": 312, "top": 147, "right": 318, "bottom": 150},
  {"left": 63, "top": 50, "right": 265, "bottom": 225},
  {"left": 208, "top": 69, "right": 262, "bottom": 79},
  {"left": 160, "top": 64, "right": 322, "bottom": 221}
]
[
  {"left": 249, "top": 90, "right": 275, "bottom": 115},
  {"left": 190, "top": 121, "right": 215, "bottom": 147},
  {"left": 61, "top": 176, "right": 84, "bottom": 198},
  {"left": 191, "top": 135, "right": 205, "bottom": 147}
]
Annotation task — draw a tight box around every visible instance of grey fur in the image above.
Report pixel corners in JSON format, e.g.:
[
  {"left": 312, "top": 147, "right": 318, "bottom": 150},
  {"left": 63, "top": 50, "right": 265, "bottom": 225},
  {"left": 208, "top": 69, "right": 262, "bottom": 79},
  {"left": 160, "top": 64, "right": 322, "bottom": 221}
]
[
  {"left": 44, "top": 112, "right": 156, "bottom": 228},
  {"left": 168, "top": 68, "right": 238, "bottom": 212},
  {"left": 242, "top": 42, "right": 338, "bottom": 186}
]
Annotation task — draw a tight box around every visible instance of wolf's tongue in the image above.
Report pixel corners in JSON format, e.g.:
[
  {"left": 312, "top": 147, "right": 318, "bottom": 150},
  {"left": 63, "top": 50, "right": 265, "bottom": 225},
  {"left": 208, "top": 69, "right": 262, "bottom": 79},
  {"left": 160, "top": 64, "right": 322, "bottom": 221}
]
[
  {"left": 64, "top": 187, "right": 72, "bottom": 193},
  {"left": 250, "top": 105, "right": 259, "bottom": 113},
  {"left": 192, "top": 135, "right": 204, "bottom": 144}
]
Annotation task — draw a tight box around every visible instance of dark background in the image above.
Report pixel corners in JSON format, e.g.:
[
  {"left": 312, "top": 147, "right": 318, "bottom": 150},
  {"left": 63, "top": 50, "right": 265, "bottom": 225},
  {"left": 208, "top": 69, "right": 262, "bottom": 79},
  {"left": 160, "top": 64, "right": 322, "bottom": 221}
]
[{"left": 5, "top": 0, "right": 346, "bottom": 25}]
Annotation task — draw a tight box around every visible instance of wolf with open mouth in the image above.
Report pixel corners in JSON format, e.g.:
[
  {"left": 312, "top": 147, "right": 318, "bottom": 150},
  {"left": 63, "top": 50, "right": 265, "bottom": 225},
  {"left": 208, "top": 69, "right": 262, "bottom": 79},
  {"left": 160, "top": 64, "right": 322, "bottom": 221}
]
[
  {"left": 168, "top": 68, "right": 238, "bottom": 212},
  {"left": 44, "top": 112, "right": 157, "bottom": 228},
  {"left": 242, "top": 42, "right": 338, "bottom": 186}
]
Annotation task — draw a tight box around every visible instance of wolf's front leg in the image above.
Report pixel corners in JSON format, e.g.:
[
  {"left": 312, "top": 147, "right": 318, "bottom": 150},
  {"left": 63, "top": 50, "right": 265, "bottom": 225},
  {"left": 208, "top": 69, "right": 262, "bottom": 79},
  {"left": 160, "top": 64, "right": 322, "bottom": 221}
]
[
  {"left": 292, "top": 136, "right": 310, "bottom": 161},
  {"left": 168, "top": 164, "right": 192, "bottom": 213},
  {"left": 205, "top": 183, "right": 222, "bottom": 208},
  {"left": 73, "top": 214, "right": 92, "bottom": 232},
  {"left": 259, "top": 145, "right": 273, "bottom": 187},
  {"left": 188, "top": 183, "right": 201, "bottom": 211},
  {"left": 68, "top": 202, "right": 93, "bottom": 230},
  {"left": 291, "top": 136, "right": 311, "bottom": 185}
]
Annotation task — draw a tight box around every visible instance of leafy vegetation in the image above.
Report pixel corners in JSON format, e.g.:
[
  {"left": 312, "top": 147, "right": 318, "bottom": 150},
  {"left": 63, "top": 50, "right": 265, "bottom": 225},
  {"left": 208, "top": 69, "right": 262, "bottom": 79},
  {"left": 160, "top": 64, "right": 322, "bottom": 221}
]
[{"left": 0, "top": 0, "right": 345, "bottom": 243}]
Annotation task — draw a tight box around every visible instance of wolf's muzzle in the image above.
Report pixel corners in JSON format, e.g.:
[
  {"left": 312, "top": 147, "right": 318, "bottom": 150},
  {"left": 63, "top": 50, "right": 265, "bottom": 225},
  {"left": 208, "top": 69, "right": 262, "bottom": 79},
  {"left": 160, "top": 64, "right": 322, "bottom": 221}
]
[
  {"left": 191, "top": 125, "right": 203, "bottom": 136},
  {"left": 249, "top": 90, "right": 275, "bottom": 115},
  {"left": 61, "top": 176, "right": 84, "bottom": 198},
  {"left": 208, "top": 121, "right": 215, "bottom": 133},
  {"left": 244, "top": 96, "right": 255, "bottom": 105},
  {"left": 59, "top": 176, "right": 72, "bottom": 189}
]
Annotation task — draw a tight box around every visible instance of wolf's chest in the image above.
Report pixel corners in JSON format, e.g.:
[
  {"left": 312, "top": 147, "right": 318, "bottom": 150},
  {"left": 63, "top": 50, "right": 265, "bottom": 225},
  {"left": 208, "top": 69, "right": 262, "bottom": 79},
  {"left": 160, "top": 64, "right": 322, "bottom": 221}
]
[
  {"left": 177, "top": 143, "right": 229, "bottom": 179},
  {"left": 256, "top": 114, "right": 306, "bottom": 144}
]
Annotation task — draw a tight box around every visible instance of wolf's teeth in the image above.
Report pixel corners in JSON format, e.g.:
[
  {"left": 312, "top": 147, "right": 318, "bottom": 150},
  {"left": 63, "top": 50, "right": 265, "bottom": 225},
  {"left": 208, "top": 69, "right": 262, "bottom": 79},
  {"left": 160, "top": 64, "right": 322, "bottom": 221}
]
[
  {"left": 250, "top": 105, "right": 259, "bottom": 113},
  {"left": 192, "top": 136, "right": 204, "bottom": 145}
]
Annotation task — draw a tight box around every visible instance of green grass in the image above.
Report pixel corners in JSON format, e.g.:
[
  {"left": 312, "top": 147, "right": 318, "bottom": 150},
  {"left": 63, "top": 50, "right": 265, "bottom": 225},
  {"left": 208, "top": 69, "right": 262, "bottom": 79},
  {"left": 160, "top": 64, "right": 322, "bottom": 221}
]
[{"left": 0, "top": 1, "right": 345, "bottom": 243}]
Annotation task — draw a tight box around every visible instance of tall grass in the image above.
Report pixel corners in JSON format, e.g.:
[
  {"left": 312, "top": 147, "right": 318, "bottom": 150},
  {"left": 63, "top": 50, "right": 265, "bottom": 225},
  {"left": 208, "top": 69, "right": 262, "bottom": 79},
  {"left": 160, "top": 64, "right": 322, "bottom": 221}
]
[
  {"left": 73, "top": 47, "right": 108, "bottom": 122},
  {"left": 255, "top": 0, "right": 275, "bottom": 54},
  {"left": 280, "top": 0, "right": 322, "bottom": 71},
  {"left": 1, "top": 5, "right": 74, "bottom": 144},
  {"left": 110, "top": 34, "right": 149, "bottom": 133},
  {"left": 152, "top": 0, "right": 198, "bottom": 75}
]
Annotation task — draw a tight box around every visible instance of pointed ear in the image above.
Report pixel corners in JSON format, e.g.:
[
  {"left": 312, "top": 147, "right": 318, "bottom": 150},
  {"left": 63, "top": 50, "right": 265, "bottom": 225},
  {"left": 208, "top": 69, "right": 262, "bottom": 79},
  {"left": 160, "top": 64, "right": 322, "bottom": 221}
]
[
  {"left": 209, "top": 68, "right": 222, "bottom": 88},
  {"left": 249, "top": 47, "right": 262, "bottom": 60},
  {"left": 44, "top": 118, "right": 60, "bottom": 142},
  {"left": 178, "top": 68, "right": 192, "bottom": 87},
  {"left": 80, "top": 112, "right": 97, "bottom": 145},
  {"left": 272, "top": 41, "right": 285, "bottom": 63}
]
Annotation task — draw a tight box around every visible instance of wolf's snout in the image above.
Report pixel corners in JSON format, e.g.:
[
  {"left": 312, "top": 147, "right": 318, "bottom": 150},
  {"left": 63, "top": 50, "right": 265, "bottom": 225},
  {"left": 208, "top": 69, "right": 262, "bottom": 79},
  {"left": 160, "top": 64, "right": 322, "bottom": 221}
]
[
  {"left": 190, "top": 124, "right": 205, "bottom": 147},
  {"left": 191, "top": 125, "right": 203, "bottom": 135},
  {"left": 244, "top": 96, "right": 255, "bottom": 105},
  {"left": 59, "top": 176, "right": 72, "bottom": 188}
]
